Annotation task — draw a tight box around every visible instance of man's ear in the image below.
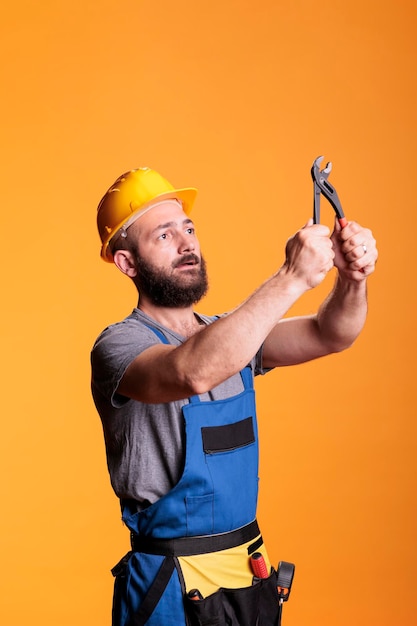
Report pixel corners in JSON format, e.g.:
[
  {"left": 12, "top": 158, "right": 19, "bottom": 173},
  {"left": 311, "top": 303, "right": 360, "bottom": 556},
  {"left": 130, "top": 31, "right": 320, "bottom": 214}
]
[{"left": 113, "top": 249, "right": 138, "bottom": 278}]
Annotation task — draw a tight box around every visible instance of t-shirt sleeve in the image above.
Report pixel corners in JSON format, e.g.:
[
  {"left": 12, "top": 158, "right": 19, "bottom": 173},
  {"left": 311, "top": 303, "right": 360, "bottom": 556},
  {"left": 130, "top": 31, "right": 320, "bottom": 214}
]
[
  {"left": 254, "top": 342, "right": 273, "bottom": 376},
  {"left": 91, "top": 319, "right": 158, "bottom": 408}
]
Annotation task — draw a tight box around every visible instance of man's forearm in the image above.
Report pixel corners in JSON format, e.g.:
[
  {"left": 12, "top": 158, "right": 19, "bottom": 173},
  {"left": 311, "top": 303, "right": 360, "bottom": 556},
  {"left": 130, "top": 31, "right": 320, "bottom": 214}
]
[
  {"left": 173, "top": 222, "right": 337, "bottom": 392},
  {"left": 316, "top": 274, "right": 368, "bottom": 352},
  {"left": 171, "top": 269, "right": 308, "bottom": 394}
]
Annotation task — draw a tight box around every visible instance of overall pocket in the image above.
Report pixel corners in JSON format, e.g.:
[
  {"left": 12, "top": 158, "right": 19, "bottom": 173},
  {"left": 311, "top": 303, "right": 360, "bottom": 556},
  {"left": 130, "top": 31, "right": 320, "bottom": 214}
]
[{"left": 184, "top": 569, "right": 281, "bottom": 626}]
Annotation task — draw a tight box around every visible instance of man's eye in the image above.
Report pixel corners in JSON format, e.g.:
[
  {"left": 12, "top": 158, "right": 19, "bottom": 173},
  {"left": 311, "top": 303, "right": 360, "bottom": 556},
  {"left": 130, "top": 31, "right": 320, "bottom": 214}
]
[{"left": 186, "top": 228, "right": 195, "bottom": 235}]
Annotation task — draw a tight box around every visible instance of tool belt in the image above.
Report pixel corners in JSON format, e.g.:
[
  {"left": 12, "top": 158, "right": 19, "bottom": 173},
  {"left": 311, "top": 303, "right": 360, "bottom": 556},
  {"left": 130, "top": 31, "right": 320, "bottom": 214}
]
[{"left": 112, "top": 521, "right": 294, "bottom": 626}]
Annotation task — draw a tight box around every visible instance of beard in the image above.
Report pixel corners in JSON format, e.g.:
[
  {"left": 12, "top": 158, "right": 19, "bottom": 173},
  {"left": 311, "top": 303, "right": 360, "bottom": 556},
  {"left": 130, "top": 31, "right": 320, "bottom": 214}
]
[{"left": 134, "top": 252, "right": 209, "bottom": 308}]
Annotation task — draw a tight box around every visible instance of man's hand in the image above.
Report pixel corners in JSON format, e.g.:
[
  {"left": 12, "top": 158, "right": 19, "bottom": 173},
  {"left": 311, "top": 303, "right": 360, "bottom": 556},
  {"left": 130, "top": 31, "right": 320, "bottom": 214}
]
[
  {"left": 283, "top": 219, "right": 335, "bottom": 290},
  {"left": 331, "top": 219, "right": 378, "bottom": 281}
]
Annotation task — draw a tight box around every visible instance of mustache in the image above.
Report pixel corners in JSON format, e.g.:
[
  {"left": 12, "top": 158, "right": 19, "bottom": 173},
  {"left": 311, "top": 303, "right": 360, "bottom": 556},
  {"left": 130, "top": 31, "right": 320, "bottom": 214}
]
[{"left": 172, "top": 253, "right": 200, "bottom": 268}]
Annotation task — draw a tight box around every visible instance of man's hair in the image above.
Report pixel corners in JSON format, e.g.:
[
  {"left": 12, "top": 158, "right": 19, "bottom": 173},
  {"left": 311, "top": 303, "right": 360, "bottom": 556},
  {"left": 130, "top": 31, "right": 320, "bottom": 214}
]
[{"left": 110, "top": 231, "right": 138, "bottom": 258}]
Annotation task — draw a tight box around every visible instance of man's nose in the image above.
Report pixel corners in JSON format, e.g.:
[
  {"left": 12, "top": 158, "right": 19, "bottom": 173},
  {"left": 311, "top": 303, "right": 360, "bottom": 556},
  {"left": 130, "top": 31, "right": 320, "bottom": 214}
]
[{"left": 178, "top": 232, "right": 195, "bottom": 253}]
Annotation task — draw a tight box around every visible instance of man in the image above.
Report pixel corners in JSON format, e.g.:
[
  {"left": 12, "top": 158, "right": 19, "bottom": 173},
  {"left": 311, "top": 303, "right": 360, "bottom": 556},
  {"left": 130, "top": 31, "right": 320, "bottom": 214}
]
[{"left": 91, "top": 166, "right": 377, "bottom": 626}]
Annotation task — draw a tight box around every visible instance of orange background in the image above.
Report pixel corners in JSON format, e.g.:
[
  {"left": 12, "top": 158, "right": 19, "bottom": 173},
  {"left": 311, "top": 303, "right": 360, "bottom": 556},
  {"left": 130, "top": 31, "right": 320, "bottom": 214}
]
[{"left": 1, "top": 1, "right": 416, "bottom": 625}]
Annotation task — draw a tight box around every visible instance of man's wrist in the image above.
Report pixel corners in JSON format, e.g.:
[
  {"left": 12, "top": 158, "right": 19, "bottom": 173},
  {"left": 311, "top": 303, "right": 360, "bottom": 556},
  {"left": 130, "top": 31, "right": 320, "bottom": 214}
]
[
  {"left": 336, "top": 270, "right": 367, "bottom": 292},
  {"left": 273, "top": 266, "right": 309, "bottom": 299}
]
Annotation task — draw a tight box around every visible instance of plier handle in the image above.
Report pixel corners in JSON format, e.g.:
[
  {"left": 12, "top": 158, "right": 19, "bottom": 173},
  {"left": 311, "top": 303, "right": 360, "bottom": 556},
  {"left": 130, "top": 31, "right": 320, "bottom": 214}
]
[{"left": 311, "top": 156, "right": 348, "bottom": 228}]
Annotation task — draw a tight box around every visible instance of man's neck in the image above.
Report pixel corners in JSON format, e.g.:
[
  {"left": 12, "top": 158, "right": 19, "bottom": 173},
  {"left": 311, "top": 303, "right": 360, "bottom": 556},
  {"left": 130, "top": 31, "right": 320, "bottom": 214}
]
[{"left": 137, "top": 298, "right": 204, "bottom": 338}]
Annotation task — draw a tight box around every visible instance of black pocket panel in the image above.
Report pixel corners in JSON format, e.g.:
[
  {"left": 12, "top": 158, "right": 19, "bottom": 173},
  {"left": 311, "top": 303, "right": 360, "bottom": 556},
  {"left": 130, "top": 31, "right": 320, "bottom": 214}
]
[{"left": 201, "top": 417, "right": 255, "bottom": 454}]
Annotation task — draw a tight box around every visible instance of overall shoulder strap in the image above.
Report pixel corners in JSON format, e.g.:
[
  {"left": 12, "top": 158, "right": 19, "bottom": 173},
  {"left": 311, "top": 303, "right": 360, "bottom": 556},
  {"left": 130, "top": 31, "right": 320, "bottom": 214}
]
[{"left": 144, "top": 325, "right": 169, "bottom": 344}]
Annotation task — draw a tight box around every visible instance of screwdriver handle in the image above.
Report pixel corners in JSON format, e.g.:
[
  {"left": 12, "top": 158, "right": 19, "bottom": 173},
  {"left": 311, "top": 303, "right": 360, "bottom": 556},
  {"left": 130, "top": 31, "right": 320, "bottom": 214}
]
[{"left": 250, "top": 552, "right": 269, "bottom": 579}]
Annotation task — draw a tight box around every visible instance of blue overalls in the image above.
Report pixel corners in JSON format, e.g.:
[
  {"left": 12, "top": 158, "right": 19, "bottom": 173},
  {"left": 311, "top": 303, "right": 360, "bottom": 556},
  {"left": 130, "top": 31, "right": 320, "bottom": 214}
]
[{"left": 111, "top": 326, "right": 282, "bottom": 626}]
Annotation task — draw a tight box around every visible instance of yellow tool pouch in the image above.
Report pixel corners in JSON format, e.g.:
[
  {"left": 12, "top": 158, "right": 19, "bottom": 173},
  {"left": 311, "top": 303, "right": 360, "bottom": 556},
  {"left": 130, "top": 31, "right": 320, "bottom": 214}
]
[{"left": 178, "top": 534, "right": 271, "bottom": 598}]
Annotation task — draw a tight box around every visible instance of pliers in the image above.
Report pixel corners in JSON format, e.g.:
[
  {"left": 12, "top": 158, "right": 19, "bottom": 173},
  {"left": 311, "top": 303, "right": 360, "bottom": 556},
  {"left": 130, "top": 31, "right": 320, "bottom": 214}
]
[{"left": 311, "top": 156, "right": 348, "bottom": 228}]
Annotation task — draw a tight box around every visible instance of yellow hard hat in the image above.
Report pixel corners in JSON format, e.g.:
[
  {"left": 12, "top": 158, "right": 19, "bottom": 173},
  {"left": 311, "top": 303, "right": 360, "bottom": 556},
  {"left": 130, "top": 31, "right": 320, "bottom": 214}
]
[{"left": 97, "top": 167, "right": 198, "bottom": 262}]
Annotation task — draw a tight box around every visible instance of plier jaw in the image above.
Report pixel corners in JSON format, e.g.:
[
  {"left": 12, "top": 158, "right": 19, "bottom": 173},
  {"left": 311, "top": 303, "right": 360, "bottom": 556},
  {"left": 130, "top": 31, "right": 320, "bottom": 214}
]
[{"left": 311, "top": 156, "right": 347, "bottom": 227}]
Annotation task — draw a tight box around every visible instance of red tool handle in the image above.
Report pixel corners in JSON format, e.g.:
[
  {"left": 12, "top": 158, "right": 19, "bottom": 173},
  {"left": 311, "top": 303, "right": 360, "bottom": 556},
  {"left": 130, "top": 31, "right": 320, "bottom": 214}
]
[{"left": 250, "top": 552, "right": 269, "bottom": 579}]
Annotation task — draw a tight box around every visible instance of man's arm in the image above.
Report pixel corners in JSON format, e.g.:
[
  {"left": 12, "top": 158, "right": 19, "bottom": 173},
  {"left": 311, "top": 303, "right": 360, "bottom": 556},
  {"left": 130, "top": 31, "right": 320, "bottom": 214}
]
[
  {"left": 118, "top": 220, "right": 333, "bottom": 402},
  {"left": 262, "top": 219, "right": 377, "bottom": 367}
]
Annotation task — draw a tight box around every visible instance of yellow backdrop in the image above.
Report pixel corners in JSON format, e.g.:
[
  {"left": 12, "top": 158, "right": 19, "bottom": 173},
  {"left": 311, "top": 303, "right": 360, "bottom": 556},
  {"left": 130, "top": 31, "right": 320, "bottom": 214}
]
[{"left": 1, "top": 1, "right": 415, "bottom": 625}]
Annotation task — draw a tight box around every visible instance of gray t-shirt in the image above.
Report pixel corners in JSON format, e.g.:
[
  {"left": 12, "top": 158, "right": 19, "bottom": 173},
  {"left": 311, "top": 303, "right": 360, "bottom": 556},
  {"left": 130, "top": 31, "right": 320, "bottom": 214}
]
[{"left": 91, "top": 308, "right": 267, "bottom": 508}]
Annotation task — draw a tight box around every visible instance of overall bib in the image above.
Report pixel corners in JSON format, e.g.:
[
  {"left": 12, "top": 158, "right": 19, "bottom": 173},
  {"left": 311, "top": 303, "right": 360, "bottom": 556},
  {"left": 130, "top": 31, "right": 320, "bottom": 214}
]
[{"left": 111, "top": 327, "right": 282, "bottom": 626}]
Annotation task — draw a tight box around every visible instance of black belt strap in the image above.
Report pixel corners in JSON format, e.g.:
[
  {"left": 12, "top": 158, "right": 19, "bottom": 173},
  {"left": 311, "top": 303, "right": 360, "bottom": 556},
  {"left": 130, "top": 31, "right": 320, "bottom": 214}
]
[
  {"left": 130, "top": 556, "right": 175, "bottom": 626},
  {"left": 131, "top": 519, "right": 260, "bottom": 557}
]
